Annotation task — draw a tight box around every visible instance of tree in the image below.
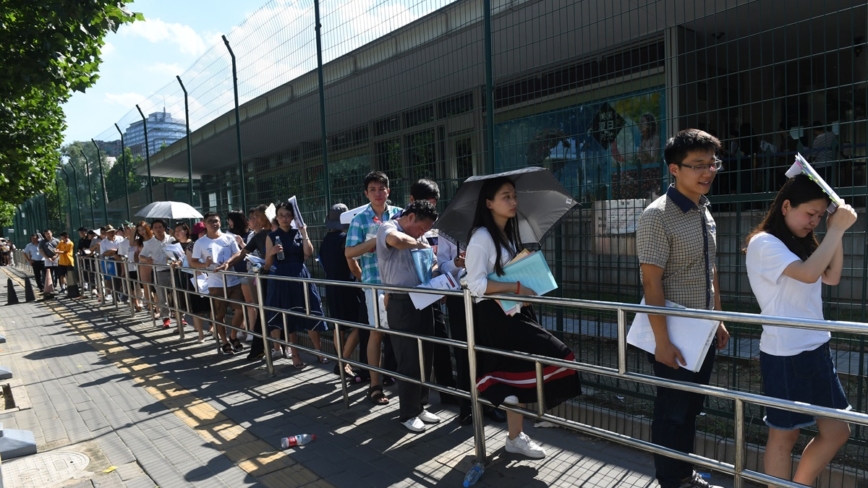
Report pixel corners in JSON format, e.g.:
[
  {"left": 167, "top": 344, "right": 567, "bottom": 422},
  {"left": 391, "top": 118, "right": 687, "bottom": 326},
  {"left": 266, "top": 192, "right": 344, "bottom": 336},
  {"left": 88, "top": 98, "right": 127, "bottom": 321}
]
[
  {"left": 105, "top": 147, "right": 146, "bottom": 202},
  {"left": 0, "top": 1, "right": 142, "bottom": 206}
]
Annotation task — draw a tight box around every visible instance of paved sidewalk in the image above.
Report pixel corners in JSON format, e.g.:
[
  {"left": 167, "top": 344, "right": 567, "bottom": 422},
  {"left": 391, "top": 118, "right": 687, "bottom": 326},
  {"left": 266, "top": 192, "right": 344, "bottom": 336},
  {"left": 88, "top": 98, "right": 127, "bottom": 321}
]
[{"left": 0, "top": 266, "right": 741, "bottom": 487}]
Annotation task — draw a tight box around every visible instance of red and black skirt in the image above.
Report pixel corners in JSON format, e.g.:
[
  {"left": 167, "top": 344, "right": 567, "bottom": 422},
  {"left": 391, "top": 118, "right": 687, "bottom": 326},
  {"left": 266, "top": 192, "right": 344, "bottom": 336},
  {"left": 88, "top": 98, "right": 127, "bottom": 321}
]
[{"left": 472, "top": 299, "right": 581, "bottom": 408}]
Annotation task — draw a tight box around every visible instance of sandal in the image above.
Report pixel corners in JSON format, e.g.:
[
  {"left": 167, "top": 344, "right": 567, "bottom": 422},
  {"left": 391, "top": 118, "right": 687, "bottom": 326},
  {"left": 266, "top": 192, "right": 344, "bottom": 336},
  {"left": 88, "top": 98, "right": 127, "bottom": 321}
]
[
  {"left": 317, "top": 355, "right": 330, "bottom": 364},
  {"left": 292, "top": 358, "right": 306, "bottom": 370},
  {"left": 367, "top": 385, "right": 389, "bottom": 405}
]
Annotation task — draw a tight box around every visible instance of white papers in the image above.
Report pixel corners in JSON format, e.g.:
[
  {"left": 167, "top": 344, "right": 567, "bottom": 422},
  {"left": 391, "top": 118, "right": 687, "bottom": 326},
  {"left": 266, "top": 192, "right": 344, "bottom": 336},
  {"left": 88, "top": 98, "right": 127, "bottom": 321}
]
[
  {"left": 627, "top": 299, "right": 718, "bottom": 372},
  {"left": 288, "top": 196, "right": 305, "bottom": 228},
  {"left": 784, "top": 153, "right": 845, "bottom": 212},
  {"left": 265, "top": 203, "right": 276, "bottom": 222},
  {"left": 191, "top": 275, "right": 209, "bottom": 295},
  {"left": 340, "top": 204, "right": 368, "bottom": 224},
  {"left": 410, "top": 273, "right": 460, "bottom": 310},
  {"left": 488, "top": 251, "right": 557, "bottom": 315}
]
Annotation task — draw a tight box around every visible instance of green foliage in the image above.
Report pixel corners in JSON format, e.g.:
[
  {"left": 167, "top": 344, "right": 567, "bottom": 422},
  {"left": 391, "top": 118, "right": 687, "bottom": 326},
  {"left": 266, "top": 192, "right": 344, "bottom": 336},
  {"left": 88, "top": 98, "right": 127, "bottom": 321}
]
[
  {"left": 0, "top": 202, "right": 16, "bottom": 228},
  {"left": 0, "top": 1, "right": 141, "bottom": 205},
  {"left": 106, "top": 147, "right": 146, "bottom": 202}
]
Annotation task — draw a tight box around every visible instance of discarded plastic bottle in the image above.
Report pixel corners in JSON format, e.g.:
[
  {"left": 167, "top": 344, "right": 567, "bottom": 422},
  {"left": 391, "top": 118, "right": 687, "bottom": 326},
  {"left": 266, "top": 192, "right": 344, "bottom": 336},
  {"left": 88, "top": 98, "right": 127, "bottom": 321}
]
[
  {"left": 280, "top": 433, "right": 315, "bottom": 449},
  {"left": 463, "top": 462, "right": 484, "bottom": 487},
  {"left": 274, "top": 236, "right": 285, "bottom": 261}
]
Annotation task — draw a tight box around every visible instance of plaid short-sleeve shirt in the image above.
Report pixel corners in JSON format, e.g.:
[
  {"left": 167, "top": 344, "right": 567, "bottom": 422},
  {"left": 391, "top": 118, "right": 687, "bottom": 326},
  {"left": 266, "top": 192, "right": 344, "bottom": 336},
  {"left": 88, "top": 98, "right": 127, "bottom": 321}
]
[
  {"left": 636, "top": 185, "right": 717, "bottom": 310},
  {"left": 345, "top": 204, "right": 402, "bottom": 284}
]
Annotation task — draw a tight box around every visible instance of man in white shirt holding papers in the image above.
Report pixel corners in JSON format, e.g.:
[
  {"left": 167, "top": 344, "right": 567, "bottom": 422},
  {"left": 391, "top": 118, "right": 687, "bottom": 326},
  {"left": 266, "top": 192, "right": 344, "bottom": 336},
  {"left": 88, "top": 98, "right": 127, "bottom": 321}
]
[
  {"left": 139, "top": 220, "right": 180, "bottom": 329},
  {"left": 636, "top": 129, "right": 729, "bottom": 488}
]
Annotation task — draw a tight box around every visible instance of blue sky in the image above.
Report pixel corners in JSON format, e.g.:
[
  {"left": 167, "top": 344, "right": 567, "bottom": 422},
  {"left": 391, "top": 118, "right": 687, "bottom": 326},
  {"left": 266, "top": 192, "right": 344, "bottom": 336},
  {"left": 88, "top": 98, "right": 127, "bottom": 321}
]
[
  {"left": 62, "top": 0, "right": 259, "bottom": 144},
  {"left": 62, "top": 0, "right": 454, "bottom": 146}
]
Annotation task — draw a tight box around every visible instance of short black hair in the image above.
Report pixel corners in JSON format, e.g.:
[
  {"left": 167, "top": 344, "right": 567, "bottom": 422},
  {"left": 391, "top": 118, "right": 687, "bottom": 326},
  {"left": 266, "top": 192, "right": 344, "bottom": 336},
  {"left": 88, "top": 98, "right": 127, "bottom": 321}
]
[
  {"left": 363, "top": 171, "right": 389, "bottom": 190},
  {"left": 60, "top": 231, "right": 68, "bottom": 237},
  {"left": 151, "top": 219, "right": 167, "bottom": 229},
  {"left": 401, "top": 199, "right": 438, "bottom": 222},
  {"left": 202, "top": 211, "right": 219, "bottom": 221},
  {"left": 410, "top": 179, "right": 440, "bottom": 202},
  {"left": 663, "top": 129, "right": 721, "bottom": 167}
]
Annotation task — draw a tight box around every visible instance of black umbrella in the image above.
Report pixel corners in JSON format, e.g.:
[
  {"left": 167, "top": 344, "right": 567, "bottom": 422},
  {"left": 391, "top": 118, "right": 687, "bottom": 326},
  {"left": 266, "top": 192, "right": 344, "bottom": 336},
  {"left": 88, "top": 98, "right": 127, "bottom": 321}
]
[{"left": 435, "top": 167, "right": 578, "bottom": 246}]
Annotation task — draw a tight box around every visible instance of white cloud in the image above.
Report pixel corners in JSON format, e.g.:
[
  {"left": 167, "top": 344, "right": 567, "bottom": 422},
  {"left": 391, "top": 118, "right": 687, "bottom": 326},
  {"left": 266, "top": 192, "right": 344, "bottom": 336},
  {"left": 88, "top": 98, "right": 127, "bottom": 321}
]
[
  {"left": 104, "top": 92, "right": 145, "bottom": 108},
  {"left": 146, "top": 62, "right": 184, "bottom": 77},
  {"left": 124, "top": 18, "right": 207, "bottom": 56},
  {"left": 102, "top": 41, "right": 116, "bottom": 57}
]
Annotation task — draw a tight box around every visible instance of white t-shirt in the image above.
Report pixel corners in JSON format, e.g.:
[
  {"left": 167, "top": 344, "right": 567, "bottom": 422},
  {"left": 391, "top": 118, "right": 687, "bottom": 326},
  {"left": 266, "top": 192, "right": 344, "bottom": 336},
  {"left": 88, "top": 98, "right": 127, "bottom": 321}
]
[
  {"left": 140, "top": 235, "right": 174, "bottom": 267},
  {"left": 465, "top": 227, "right": 516, "bottom": 304},
  {"left": 746, "top": 232, "right": 829, "bottom": 356},
  {"left": 99, "top": 235, "right": 123, "bottom": 256},
  {"left": 117, "top": 239, "right": 138, "bottom": 272},
  {"left": 191, "top": 233, "right": 241, "bottom": 289}
]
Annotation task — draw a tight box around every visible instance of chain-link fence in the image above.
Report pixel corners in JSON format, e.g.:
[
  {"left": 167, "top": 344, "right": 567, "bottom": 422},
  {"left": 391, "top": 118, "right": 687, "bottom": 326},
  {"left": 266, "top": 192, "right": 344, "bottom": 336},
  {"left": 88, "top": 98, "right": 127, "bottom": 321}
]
[{"left": 7, "top": 0, "right": 868, "bottom": 485}]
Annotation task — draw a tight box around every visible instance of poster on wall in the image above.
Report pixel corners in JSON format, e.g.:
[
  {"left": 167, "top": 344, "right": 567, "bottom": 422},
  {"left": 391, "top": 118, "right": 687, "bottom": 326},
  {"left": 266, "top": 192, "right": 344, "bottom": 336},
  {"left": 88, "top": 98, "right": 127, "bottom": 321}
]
[{"left": 495, "top": 88, "right": 666, "bottom": 203}]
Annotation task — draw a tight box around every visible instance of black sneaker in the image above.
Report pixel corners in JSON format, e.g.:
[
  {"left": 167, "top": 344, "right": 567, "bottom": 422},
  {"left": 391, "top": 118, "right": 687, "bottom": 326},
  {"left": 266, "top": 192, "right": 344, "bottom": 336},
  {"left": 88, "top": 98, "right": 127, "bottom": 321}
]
[
  {"left": 231, "top": 338, "right": 243, "bottom": 352},
  {"left": 679, "top": 472, "right": 723, "bottom": 488},
  {"left": 246, "top": 351, "right": 265, "bottom": 361}
]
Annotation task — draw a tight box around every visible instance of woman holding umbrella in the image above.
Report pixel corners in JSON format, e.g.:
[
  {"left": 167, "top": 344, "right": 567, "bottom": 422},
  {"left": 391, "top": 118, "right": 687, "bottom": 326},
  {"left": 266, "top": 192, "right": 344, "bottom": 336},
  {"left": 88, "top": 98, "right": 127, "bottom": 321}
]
[{"left": 464, "top": 176, "right": 581, "bottom": 460}]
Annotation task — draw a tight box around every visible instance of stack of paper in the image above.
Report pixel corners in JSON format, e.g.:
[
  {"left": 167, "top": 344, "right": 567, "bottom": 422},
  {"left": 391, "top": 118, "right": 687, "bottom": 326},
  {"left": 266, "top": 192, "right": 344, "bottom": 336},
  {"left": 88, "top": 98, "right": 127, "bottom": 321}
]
[
  {"left": 488, "top": 251, "right": 558, "bottom": 315},
  {"left": 626, "top": 299, "right": 718, "bottom": 372},
  {"left": 409, "top": 273, "right": 460, "bottom": 309}
]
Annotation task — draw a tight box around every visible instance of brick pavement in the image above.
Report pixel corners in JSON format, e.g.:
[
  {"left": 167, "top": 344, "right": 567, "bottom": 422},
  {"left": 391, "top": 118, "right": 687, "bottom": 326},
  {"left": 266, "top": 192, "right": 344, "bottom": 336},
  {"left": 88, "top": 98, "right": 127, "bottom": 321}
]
[{"left": 0, "top": 266, "right": 741, "bottom": 487}]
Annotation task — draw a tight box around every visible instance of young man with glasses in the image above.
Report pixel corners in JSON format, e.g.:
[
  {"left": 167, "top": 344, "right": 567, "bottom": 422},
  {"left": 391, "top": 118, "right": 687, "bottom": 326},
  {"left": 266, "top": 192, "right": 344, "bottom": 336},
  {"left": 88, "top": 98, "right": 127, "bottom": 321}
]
[{"left": 636, "top": 129, "right": 730, "bottom": 488}]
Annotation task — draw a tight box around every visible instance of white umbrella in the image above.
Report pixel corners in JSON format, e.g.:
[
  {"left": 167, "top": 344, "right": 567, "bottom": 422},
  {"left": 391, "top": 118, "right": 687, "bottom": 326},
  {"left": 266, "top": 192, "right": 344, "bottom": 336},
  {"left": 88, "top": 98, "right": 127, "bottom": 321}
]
[{"left": 135, "top": 201, "right": 203, "bottom": 220}]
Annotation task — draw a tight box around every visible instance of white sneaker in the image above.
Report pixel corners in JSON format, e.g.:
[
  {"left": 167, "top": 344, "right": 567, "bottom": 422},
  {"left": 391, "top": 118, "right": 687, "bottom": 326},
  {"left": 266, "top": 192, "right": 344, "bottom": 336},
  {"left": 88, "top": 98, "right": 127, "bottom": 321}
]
[
  {"left": 402, "top": 417, "right": 426, "bottom": 433},
  {"left": 271, "top": 349, "right": 284, "bottom": 359},
  {"left": 418, "top": 410, "right": 441, "bottom": 424},
  {"left": 245, "top": 334, "right": 253, "bottom": 342},
  {"left": 503, "top": 395, "right": 519, "bottom": 405},
  {"left": 504, "top": 432, "right": 546, "bottom": 459}
]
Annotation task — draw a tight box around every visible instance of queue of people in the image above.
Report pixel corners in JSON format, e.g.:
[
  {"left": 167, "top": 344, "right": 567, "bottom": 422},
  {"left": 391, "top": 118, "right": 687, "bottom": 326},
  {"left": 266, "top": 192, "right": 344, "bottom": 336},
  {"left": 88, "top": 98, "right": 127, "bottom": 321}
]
[{"left": 19, "top": 130, "right": 857, "bottom": 486}]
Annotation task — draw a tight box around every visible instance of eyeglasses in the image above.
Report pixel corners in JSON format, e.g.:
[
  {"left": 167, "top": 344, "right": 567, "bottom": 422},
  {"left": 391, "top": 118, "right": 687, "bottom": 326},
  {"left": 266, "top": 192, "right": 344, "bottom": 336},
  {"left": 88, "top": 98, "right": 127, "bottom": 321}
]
[{"left": 680, "top": 157, "right": 723, "bottom": 172}]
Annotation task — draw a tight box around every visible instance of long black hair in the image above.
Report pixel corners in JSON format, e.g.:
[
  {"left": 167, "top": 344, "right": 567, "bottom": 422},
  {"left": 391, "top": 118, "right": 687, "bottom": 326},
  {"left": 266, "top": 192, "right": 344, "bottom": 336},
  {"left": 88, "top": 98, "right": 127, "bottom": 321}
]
[
  {"left": 467, "top": 177, "right": 521, "bottom": 276},
  {"left": 744, "top": 174, "right": 831, "bottom": 260},
  {"left": 227, "top": 210, "right": 247, "bottom": 236}
]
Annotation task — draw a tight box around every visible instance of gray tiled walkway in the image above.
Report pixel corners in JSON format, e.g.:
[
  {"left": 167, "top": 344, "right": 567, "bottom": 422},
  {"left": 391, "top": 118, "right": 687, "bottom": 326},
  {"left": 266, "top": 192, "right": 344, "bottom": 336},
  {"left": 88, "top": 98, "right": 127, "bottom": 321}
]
[{"left": 0, "top": 266, "right": 741, "bottom": 487}]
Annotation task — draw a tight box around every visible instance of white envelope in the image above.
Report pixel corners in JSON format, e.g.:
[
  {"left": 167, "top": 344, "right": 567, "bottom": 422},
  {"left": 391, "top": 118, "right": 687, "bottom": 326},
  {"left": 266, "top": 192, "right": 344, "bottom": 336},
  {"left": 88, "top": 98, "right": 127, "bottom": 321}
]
[{"left": 627, "top": 299, "right": 718, "bottom": 372}]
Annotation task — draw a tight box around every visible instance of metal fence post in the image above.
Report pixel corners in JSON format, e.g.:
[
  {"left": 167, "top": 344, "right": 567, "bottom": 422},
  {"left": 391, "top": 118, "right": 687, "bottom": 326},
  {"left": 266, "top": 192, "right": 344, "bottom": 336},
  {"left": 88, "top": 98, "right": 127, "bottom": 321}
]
[
  {"left": 91, "top": 139, "right": 109, "bottom": 225},
  {"left": 314, "top": 0, "right": 331, "bottom": 206},
  {"left": 482, "top": 0, "right": 495, "bottom": 174},
  {"left": 734, "top": 398, "right": 745, "bottom": 488},
  {"left": 80, "top": 149, "right": 96, "bottom": 227},
  {"left": 255, "top": 275, "right": 275, "bottom": 376},
  {"left": 114, "top": 124, "right": 132, "bottom": 221},
  {"left": 176, "top": 76, "right": 195, "bottom": 207},
  {"left": 221, "top": 35, "right": 247, "bottom": 211},
  {"left": 136, "top": 104, "right": 154, "bottom": 203},
  {"left": 68, "top": 163, "right": 84, "bottom": 230},
  {"left": 462, "top": 286, "right": 486, "bottom": 463}
]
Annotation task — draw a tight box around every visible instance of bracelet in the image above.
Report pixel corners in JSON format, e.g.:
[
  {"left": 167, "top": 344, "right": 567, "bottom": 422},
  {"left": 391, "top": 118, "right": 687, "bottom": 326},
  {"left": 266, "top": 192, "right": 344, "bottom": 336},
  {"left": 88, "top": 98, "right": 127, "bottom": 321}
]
[{"left": 516, "top": 281, "right": 521, "bottom": 294}]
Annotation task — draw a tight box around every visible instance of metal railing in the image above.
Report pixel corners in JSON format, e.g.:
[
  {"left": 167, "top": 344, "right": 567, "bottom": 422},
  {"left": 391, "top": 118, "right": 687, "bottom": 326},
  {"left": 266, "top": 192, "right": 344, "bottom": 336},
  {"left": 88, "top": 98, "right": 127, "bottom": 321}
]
[{"left": 11, "top": 252, "right": 868, "bottom": 488}]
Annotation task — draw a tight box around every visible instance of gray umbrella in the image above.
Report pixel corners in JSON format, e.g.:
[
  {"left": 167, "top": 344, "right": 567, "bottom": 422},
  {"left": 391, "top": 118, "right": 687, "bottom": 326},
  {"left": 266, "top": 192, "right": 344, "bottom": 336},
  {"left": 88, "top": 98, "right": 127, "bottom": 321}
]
[{"left": 434, "top": 167, "right": 578, "bottom": 246}]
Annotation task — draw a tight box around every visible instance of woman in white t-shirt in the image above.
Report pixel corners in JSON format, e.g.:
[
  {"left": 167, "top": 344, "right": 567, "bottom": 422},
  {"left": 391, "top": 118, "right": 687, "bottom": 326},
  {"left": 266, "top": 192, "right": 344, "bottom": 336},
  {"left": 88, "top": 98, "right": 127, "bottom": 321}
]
[{"left": 745, "top": 174, "right": 857, "bottom": 486}]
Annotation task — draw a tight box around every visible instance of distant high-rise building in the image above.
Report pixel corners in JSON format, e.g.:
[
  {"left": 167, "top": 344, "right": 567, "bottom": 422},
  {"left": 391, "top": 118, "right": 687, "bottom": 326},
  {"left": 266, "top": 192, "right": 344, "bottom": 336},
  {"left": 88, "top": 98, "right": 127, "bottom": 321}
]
[
  {"left": 124, "top": 109, "right": 186, "bottom": 156},
  {"left": 93, "top": 139, "right": 123, "bottom": 158}
]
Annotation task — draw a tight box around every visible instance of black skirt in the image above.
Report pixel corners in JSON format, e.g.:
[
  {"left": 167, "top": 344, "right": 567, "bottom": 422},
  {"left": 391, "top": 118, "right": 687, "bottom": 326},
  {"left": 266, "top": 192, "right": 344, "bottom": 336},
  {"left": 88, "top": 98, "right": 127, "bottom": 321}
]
[
  {"left": 472, "top": 299, "right": 581, "bottom": 408},
  {"left": 177, "top": 270, "right": 211, "bottom": 315}
]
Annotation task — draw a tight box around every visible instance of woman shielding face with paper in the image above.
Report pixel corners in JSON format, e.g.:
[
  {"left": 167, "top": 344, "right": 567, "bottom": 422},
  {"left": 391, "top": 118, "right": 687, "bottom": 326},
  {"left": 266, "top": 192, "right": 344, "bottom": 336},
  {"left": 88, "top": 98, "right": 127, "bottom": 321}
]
[{"left": 744, "top": 173, "right": 856, "bottom": 487}]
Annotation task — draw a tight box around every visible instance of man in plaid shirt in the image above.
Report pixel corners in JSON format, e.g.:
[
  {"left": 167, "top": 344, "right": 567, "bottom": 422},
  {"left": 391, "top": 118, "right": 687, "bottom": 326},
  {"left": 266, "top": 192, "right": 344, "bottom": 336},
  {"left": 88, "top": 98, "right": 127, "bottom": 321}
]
[
  {"left": 345, "top": 171, "right": 402, "bottom": 406},
  {"left": 637, "top": 129, "right": 730, "bottom": 488}
]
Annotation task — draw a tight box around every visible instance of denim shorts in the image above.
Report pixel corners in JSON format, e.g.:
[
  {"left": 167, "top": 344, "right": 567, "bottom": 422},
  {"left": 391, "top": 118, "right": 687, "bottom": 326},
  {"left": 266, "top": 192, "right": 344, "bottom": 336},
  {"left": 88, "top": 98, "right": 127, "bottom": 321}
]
[{"left": 760, "top": 342, "right": 850, "bottom": 430}]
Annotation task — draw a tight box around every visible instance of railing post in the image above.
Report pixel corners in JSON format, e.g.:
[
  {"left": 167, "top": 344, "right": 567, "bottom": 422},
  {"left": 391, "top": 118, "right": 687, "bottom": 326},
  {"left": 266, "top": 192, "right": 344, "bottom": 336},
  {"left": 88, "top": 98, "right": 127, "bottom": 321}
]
[
  {"left": 255, "top": 274, "right": 275, "bottom": 376},
  {"left": 170, "top": 264, "right": 183, "bottom": 340},
  {"left": 734, "top": 398, "right": 745, "bottom": 488},
  {"left": 482, "top": 0, "right": 495, "bottom": 173},
  {"left": 462, "top": 286, "right": 486, "bottom": 463},
  {"left": 617, "top": 308, "right": 627, "bottom": 375}
]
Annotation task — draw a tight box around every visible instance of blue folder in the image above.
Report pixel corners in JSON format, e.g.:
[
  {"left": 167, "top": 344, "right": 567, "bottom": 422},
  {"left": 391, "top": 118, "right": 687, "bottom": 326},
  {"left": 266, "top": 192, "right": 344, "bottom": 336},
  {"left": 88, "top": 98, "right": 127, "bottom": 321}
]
[{"left": 487, "top": 251, "right": 557, "bottom": 313}]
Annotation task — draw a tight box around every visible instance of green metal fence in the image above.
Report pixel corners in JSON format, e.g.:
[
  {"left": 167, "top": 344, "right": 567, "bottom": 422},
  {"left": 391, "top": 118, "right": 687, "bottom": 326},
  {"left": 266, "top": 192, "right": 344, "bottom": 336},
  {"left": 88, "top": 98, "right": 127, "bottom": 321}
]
[{"left": 10, "top": 0, "right": 868, "bottom": 484}]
